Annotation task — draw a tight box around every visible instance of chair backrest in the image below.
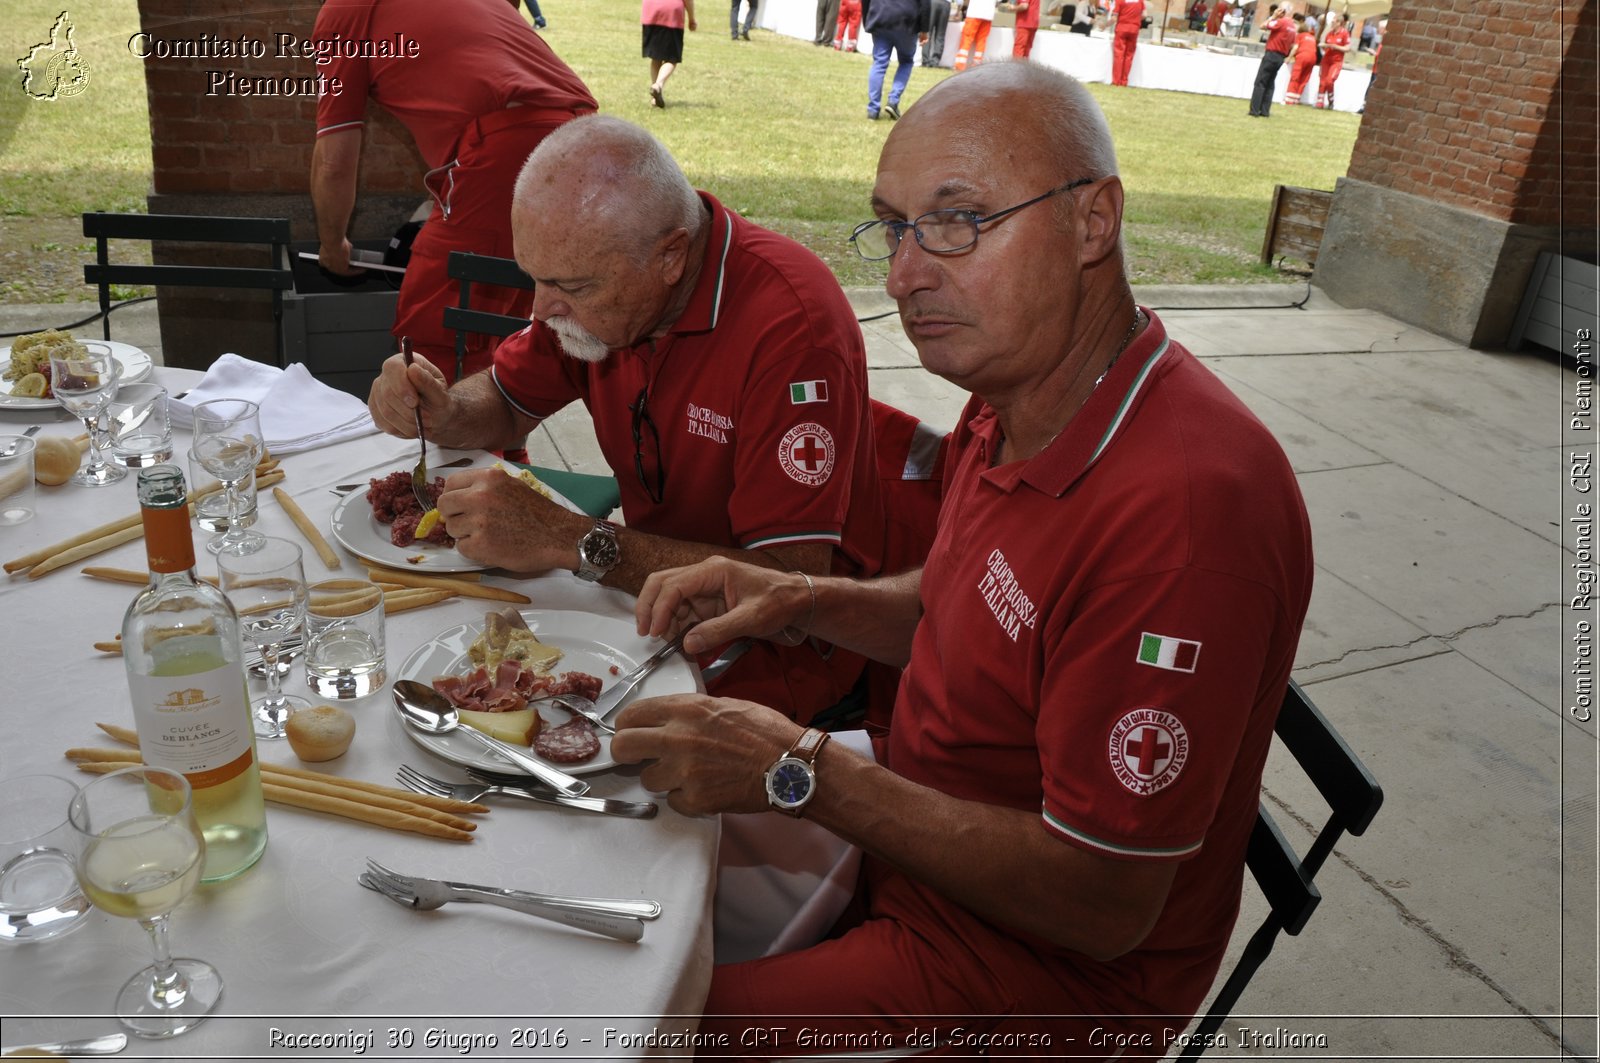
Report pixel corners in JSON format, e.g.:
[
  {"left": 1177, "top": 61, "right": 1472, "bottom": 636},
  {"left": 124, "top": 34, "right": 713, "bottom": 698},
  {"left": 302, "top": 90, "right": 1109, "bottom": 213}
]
[
  {"left": 442, "top": 251, "right": 535, "bottom": 381},
  {"left": 1176, "top": 679, "right": 1382, "bottom": 1061},
  {"left": 82, "top": 212, "right": 294, "bottom": 362}
]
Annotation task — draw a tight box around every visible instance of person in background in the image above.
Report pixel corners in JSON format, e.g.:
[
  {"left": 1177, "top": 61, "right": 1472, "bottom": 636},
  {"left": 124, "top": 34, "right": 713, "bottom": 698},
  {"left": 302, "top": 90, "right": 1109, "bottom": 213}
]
[
  {"left": 1205, "top": 0, "right": 1227, "bottom": 33},
  {"left": 952, "top": 0, "right": 995, "bottom": 69},
  {"left": 612, "top": 61, "right": 1314, "bottom": 1051},
  {"left": 922, "top": 0, "right": 952, "bottom": 65},
  {"left": 815, "top": 0, "right": 841, "bottom": 42},
  {"left": 1109, "top": 0, "right": 1146, "bottom": 86},
  {"left": 1070, "top": 0, "right": 1096, "bottom": 34},
  {"left": 834, "top": 0, "right": 863, "bottom": 50},
  {"left": 865, "top": 0, "right": 930, "bottom": 118},
  {"left": 1316, "top": 10, "right": 1352, "bottom": 108},
  {"left": 1011, "top": 0, "right": 1042, "bottom": 57},
  {"left": 1284, "top": 11, "right": 1318, "bottom": 104},
  {"left": 1358, "top": 14, "right": 1377, "bottom": 50},
  {"left": 309, "top": 0, "right": 595, "bottom": 386},
  {"left": 730, "top": 0, "right": 757, "bottom": 38},
  {"left": 1187, "top": 0, "right": 1208, "bottom": 29},
  {"left": 1247, "top": 0, "right": 1295, "bottom": 115},
  {"left": 643, "top": 0, "right": 696, "bottom": 108},
  {"left": 366, "top": 116, "right": 892, "bottom": 728}
]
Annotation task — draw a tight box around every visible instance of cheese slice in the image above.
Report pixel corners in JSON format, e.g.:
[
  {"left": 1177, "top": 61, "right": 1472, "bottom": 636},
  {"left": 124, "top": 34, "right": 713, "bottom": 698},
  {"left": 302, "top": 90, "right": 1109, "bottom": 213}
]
[{"left": 459, "top": 707, "right": 541, "bottom": 746}]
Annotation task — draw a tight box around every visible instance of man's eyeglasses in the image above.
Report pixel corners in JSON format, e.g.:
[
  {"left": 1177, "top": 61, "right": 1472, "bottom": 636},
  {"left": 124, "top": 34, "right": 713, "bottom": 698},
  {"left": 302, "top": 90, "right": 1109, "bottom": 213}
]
[
  {"left": 849, "top": 177, "right": 1095, "bottom": 262},
  {"left": 630, "top": 385, "right": 665, "bottom": 504}
]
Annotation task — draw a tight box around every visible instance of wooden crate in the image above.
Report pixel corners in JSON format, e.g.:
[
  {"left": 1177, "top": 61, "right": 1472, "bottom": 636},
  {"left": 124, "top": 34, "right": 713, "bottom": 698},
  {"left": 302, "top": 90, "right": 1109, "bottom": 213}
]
[
  {"left": 1261, "top": 185, "right": 1333, "bottom": 267},
  {"left": 1510, "top": 252, "right": 1599, "bottom": 354}
]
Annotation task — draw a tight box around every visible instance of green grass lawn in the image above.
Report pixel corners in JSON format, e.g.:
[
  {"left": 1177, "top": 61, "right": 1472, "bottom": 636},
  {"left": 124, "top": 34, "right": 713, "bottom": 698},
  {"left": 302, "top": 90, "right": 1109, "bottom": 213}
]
[{"left": 0, "top": 0, "right": 1361, "bottom": 301}]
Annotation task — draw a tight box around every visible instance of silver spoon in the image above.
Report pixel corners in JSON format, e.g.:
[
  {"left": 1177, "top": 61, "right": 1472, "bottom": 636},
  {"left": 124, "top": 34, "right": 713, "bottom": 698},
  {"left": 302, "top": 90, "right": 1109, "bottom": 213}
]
[
  {"left": 392, "top": 680, "right": 589, "bottom": 796},
  {"left": 0, "top": 425, "right": 41, "bottom": 458}
]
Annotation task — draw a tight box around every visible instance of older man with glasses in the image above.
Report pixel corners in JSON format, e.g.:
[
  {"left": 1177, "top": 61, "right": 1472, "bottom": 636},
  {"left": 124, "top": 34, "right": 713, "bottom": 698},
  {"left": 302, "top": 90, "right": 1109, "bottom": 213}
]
[
  {"left": 365, "top": 115, "right": 892, "bottom": 729},
  {"left": 612, "top": 61, "right": 1313, "bottom": 1051}
]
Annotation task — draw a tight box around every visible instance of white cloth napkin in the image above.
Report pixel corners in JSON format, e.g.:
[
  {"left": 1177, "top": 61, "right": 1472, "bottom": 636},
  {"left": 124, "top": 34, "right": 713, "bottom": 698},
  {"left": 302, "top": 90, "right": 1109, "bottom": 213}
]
[{"left": 170, "top": 354, "right": 377, "bottom": 455}]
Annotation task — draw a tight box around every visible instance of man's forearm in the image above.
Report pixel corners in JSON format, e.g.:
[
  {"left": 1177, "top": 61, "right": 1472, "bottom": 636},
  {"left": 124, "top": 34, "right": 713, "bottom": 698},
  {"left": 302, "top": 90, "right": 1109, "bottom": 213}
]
[
  {"left": 805, "top": 569, "right": 923, "bottom": 667},
  {"left": 432, "top": 372, "right": 531, "bottom": 452},
  {"left": 309, "top": 130, "right": 362, "bottom": 250}
]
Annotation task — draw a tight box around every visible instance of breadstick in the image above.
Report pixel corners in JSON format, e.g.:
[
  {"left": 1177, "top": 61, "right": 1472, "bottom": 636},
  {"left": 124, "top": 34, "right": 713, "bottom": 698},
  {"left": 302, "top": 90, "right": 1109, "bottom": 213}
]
[
  {"left": 6, "top": 512, "right": 143, "bottom": 573},
  {"left": 366, "top": 567, "right": 530, "bottom": 604},
  {"left": 83, "top": 566, "right": 220, "bottom": 588},
  {"left": 26, "top": 525, "right": 145, "bottom": 579},
  {"left": 273, "top": 487, "right": 341, "bottom": 569},
  {"left": 262, "top": 783, "right": 472, "bottom": 840},
  {"left": 263, "top": 772, "right": 475, "bottom": 831},
  {"left": 382, "top": 588, "right": 456, "bottom": 615},
  {"left": 94, "top": 641, "right": 123, "bottom": 655},
  {"left": 369, "top": 565, "right": 482, "bottom": 583},
  {"left": 93, "top": 724, "right": 487, "bottom": 815}
]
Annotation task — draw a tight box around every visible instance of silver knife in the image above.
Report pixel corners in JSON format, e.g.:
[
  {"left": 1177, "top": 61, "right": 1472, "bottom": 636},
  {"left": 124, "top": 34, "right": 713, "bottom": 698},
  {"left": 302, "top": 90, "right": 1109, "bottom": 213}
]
[
  {"left": 0, "top": 1032, "right": 128, "bottom": 1056},
  {"left": 592, "top": 633, "right": 686, "bottom": 725}
]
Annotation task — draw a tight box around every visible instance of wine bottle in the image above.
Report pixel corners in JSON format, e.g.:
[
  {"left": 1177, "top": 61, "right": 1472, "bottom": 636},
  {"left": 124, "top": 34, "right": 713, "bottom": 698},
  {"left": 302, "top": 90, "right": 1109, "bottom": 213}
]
[{"left": 122, "top": 465, "right": 268, "bottom": 883}]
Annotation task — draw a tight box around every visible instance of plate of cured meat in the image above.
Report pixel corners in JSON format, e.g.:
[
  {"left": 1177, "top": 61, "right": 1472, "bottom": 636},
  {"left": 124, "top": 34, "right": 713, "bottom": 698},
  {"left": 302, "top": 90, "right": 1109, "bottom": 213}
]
[{"left": 393, "top": 608, "right": 702, "bottom": 776}]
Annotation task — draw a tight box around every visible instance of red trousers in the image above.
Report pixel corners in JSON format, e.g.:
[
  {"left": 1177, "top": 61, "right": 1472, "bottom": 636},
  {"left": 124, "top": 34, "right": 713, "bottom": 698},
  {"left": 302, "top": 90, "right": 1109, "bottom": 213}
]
[
  {"left": 1317, "top": 57, "right": 1343, "bottom": 106},
  {"left": 1285, "top": 54, "right": 1315, "bottom": 101},
  {"left": 395, "top": 109, "right": 580, "bottom": 383},
  {"left": 953, "top": 17, "right": 990, "bottom": 69},
  {"left": 1012, "top": 24, "right": 1038, "bottom": 56},
  {"left": 1111, "top": 29, "right": 1139, "bottom": 84},
  {"left": 834, "top": 0, "right": 861, "bottom": 48}
]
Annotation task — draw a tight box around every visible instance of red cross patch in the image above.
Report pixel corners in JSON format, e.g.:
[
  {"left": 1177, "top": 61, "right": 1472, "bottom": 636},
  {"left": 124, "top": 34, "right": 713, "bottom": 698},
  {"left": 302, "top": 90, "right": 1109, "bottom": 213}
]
[
  {"left": 1107, "top": 708, "right": 1189, "bottom": 795},
  {"left": 778, "top": 422, "right": 835, "bottom": 486}
]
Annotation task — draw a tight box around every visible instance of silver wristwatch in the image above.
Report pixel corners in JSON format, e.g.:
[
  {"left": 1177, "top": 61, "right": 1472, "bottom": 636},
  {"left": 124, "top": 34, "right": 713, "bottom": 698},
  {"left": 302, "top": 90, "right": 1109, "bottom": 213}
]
[
  {"left": 574, "top": 519, "right": 620, "bottom": 582},
  {"left": 764, "top": 727, "right": 831, "bottom": 817}
]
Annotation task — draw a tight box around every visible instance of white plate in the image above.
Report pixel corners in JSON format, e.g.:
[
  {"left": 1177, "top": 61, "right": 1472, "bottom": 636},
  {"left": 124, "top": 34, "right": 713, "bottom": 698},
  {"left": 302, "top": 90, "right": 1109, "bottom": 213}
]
[
  {"left": 393, "top": 610, "right": 703, "bottom": 776},
  {"left": 329, "top": 482, "right": 488, "bottom": 574},
  {"left": 0, "top": 340, "right": 153, "bottom": 409}
]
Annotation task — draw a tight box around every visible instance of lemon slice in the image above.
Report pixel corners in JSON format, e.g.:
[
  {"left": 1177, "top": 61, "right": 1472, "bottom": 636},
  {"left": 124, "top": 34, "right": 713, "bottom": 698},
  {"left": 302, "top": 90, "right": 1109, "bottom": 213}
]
[{"left": 413, "top": 508, "right": 442, "bottom": 539}]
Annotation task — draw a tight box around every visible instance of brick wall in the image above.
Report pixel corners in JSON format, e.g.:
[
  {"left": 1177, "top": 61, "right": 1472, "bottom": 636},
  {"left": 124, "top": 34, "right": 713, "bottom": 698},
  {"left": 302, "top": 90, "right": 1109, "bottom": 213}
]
[
  {"left": 137, "top": 0, "right": 424, "bottom": 206},
  {"left": 1349, "top": 0, "right": 1596, "bottom": 232}
]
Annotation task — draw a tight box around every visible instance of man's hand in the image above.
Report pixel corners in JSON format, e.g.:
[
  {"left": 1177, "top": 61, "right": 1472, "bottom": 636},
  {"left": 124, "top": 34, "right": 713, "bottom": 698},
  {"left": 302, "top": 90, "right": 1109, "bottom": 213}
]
[
  {"left": 435, "top": 468, "right": 587, "bottom": 572},
  {"left": 635, "top": 555, "right": 812, "bottom": 653},
  {"left": 318, "top": 237, "right": 364, "bottom": 277},
  {"left": 367, "top": 352, "right": 452, "bottom": 439},
  {"left": 610, "top": 693, "right": 801, "bottom": 816}
]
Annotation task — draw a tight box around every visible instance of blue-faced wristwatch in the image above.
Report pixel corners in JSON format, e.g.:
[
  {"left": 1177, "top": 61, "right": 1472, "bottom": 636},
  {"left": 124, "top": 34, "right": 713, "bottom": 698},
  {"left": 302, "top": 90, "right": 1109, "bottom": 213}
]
[{"left": 764, "top": 727, "right": 831, "bottom": 817}]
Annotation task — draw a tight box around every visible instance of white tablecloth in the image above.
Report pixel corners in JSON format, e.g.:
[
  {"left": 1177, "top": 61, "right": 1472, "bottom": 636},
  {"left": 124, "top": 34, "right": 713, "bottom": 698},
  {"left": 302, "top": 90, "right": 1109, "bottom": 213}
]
[{"left": 0, "top": 368, "right": 719, "bottom": 1058}]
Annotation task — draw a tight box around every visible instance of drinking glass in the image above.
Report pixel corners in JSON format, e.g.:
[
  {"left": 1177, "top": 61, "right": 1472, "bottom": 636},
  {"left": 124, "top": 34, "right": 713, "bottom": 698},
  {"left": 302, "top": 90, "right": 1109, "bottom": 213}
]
[
  {"left": 305, "top": 579, "right": 387, "bottom": 699},
  {"left": 67, "top": 766, "right": 220, "bottom": 1039},
  {"left": 49, "top": 341, "right": 125, "bottom": 487},
  {"left": 0, "top": 774, "right": 91, "bottom": 944},
  {"left": 107, "top": 383, "right": 174, "bottom": 467},
  {"left": 218, "top": 536, "right": 310, "bottom": 738},
  {"left": 192, "top": 399, "right": 265, "bottom": 555}
]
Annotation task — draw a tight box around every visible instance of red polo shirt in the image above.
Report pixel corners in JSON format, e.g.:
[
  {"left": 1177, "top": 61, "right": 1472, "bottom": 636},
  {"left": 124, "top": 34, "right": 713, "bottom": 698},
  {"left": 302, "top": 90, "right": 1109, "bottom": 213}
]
[
  {"left": 884, "top": 311, "right": 1313, "bottom": 1026},
  {"left": 1114, "top": 0, "right": 1147, "bottom": 32},
  {"left": 1263, "top": 14, "right": 1297, "bottom": 52},
  {"left": 314, "top": 0, "right": 596, "bottom": 168},
  {"left": 492, "top": 192, "right": 887, "bottom": 721}
]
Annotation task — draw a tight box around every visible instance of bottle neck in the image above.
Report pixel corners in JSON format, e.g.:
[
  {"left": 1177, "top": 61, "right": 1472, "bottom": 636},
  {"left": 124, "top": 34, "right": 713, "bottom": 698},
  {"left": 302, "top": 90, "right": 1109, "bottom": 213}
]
[{"left": 142, "top": 504, "right": 197, "bottom": 577}]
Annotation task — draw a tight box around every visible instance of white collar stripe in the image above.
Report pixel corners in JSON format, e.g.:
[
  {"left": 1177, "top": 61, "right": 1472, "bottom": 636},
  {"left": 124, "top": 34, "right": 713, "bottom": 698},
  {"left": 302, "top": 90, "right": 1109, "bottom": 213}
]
[{"left": 1087, "top": 337, "right": 1170, "bottom": 467}]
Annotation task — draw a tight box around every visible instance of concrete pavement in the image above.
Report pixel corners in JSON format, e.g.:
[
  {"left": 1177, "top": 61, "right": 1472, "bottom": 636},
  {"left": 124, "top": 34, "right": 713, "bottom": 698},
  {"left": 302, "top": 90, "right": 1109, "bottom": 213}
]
[{"left": 3, "top": 286, "right": 1592, "bottom": 1060}]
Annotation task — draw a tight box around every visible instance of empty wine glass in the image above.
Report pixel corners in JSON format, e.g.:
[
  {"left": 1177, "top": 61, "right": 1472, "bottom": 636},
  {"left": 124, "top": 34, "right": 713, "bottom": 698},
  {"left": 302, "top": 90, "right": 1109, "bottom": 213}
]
[
  {"left": 49, "top": 341, "right": 125, "bottom": 487},
  {"left": 192, "top": 399, "right": 265, "bottom": 556},
  {"left": 67, "top": 766, "right": 220, "bottom": 1039},
  {"left": 217, "top": 536, "right": 310, "bottom": 738}
]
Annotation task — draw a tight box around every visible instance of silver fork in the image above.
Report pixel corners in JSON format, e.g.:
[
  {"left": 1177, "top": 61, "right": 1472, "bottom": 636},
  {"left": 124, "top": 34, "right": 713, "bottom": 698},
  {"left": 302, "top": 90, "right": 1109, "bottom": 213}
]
[
  {"left": 395, "top": 763, "right": 656, "bottom": 819},
  {"left": 401, "top": 337, "right": 432, "bottom": 511},
  {"left": 360, "top": 859, "right": 655, "bottom": 940},
  {"left": 330, "top": 457, "right": 473, "bottom": 495}
]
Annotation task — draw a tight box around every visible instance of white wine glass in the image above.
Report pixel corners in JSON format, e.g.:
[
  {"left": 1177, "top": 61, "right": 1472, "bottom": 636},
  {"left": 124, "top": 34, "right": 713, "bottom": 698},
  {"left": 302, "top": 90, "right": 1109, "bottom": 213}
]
[
  {"left": 49, "top": 341, "right": 125, "bottom": 487},
  {"left": 218, "top": 536, "right": 310, "bottom": 738},
  {"left": 67, "top": 765, "right": 220, "bottom": 1039},
  {"left": 192, "top": 398, "right": 265, "bottom": 556}
]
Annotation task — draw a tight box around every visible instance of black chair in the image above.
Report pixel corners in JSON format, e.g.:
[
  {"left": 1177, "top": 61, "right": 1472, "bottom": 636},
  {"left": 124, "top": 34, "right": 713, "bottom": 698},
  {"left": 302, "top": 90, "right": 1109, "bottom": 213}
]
[
  {"left": 1176, "top": 679, "right": 1383, "bottom": 1061},
  {"left": 82, "top": 212, "right": 294, "bottom": 362},
  {"left": 441, "top": 251, "right": 621, "bottom": 520}
]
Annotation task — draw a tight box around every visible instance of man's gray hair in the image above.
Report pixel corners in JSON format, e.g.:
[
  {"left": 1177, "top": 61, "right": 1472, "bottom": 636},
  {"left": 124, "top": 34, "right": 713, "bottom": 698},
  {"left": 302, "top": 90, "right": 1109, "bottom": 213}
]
[{"left": 514, "top": 115, "right": 702, "bottom": 263}]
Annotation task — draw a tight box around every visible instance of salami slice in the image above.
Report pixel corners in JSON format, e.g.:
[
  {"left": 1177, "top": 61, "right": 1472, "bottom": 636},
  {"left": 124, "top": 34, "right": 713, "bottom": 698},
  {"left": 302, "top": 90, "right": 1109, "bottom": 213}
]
[{"left": 534, "top": 717, "right": 601, "bottom": 764}]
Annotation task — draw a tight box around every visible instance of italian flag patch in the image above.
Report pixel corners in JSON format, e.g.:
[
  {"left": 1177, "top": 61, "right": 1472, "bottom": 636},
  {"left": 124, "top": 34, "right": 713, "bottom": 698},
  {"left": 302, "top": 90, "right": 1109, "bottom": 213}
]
[
  {"left": 789, "top": 380, "right": 828, "bottom": 404},
  {"left": 1137, "top": 632, "right": 1201, "bottom": 673}
]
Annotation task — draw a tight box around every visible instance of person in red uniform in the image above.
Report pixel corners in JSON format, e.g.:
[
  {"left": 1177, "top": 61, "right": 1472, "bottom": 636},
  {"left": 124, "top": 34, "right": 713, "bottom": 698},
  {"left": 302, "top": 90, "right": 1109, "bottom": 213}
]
[
  {"left": 1317, "top": 11, "right": 1352, "bottom": 108},
  {"left": 1247, "top": 0, "right": 1296, "bottom": 115},
  {"left": 310, "top": 0, "right": 596, "bottom": 384},
  {"left": 1204, "top": 0, "right": 1227, "bottom": 34},
  {"left": 366, "top": 116, "right": 891, "bottom": 727},
  {"left": 1011, "top": 0, "right": 1042, "bottom": 57},
  {"left": 1110, "top": 0, "right": 1146, "bottom": 85},
  {"left": 834, "top": 0, "right": 862, "bottom": 49},
  {"left": 613, "top": 62, "right": 1313, "bottom": 1054},
  {"left": 1284, "top": 12, "right": 1318, "bottom": 104}
]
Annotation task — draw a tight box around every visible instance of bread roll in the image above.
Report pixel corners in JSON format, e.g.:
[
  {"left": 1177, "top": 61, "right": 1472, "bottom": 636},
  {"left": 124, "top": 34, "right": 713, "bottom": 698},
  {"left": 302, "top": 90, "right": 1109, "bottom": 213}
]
[{"left": 285, "top": 705, "right": 356, "bottom": 762}]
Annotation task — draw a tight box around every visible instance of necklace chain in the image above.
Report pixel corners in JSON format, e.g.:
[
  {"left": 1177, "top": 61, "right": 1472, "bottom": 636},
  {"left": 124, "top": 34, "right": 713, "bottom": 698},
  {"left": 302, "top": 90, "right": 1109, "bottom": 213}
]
[{"left": 1094, "top": 307, "right": 1145, "bottom": 390}]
